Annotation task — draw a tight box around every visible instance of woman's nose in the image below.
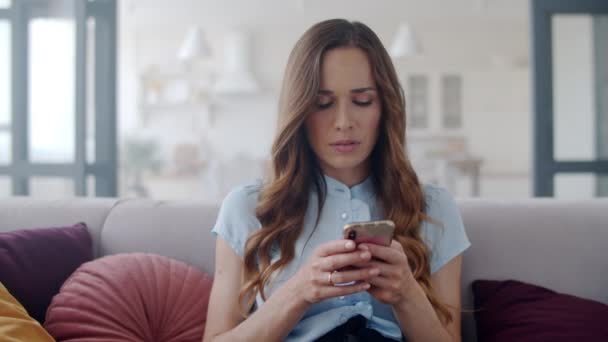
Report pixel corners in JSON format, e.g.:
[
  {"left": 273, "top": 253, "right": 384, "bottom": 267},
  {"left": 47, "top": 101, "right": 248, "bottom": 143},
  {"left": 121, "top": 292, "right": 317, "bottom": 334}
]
[{"left": 334, "top": 103, "right": 353, "bottom": 131}]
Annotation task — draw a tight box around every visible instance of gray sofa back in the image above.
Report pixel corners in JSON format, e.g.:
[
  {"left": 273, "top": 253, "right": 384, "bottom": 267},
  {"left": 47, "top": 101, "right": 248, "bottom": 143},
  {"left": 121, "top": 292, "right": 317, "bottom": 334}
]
[{"left": 1, "top": 196, "right": 607, "bottom": 341}]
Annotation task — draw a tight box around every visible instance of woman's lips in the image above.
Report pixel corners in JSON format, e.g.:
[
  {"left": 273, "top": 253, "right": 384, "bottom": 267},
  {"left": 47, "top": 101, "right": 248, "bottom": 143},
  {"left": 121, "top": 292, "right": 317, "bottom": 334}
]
[{"left": 330, "top": 140, "right": 360, "bottom": 153}]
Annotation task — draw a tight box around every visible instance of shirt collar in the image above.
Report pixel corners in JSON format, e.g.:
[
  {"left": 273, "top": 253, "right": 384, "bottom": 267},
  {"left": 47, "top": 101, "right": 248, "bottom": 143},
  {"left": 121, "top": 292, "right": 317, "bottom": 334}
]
[{"left": 323, "top": 174, "right": 375, "bottom": 200}]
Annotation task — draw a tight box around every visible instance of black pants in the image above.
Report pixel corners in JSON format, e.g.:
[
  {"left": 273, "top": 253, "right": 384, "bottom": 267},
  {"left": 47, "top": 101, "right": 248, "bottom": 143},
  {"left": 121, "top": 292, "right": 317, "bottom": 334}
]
[{"left": 314, "top": 315, "right": 403, "bottom": 342}]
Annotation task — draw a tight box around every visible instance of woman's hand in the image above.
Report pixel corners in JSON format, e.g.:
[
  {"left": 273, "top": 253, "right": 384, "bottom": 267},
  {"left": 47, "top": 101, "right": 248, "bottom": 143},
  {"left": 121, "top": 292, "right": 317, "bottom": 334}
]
[
  {"left": 357, "top": 240, "right": 419, "bottom": 306},
  {"left": 289, "top": 239, "right": 380, "bottom": 306}
]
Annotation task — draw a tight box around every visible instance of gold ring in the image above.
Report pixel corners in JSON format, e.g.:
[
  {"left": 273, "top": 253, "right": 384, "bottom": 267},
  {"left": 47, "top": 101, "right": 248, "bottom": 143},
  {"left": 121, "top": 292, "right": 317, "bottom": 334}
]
[{"left": 328, "top": 270, "right": 337, "bottom": 285}]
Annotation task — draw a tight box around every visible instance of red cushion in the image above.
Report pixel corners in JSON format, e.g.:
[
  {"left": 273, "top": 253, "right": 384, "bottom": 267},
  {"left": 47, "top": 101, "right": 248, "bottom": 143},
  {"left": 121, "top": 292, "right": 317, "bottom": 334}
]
[
  {"left": 44, "top": 253, "right": 213, "bottom": 342},
  {"left": 473, "top": 279, "right": 608, "bottom": 341}
]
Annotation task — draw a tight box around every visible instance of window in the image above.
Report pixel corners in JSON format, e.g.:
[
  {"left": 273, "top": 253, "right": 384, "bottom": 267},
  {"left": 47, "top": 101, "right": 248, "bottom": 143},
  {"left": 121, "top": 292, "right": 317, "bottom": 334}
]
[
  {"left": 0, "top": 20, "right": 10, "bottom": 166},
  {"left": 0, "top": 0, "right": 117, "bottom": 197},
  {"left": 441, "top": 75, "right": 462, "bottom": 129},
  {"left": 532, "top": 0, "right": 608, "bottom": 197},
  {"left": 407, "top": 75, "right": 429, "bottom": 129}
]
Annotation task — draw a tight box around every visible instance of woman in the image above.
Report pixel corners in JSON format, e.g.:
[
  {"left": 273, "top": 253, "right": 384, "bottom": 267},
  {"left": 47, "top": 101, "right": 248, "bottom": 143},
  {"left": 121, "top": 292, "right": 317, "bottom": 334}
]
[{"left": 203, "top": 19, "right": 470, "bottom": 342}]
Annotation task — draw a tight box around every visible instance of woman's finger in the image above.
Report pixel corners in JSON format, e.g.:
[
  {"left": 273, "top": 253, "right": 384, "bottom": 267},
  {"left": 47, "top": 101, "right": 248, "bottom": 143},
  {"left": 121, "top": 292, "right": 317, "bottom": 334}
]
[
  {"left": 326, "top": 267, "right": 380, "bottom": 285},
  {"left": 358, "top": 243, "right": 403, "bottom": 264},
  {"left": 316, "top": 239, "right": 357, "bottom": 257},
  {"left": 318, "top": 250, "right": 372, "bottom": 271},
  {"left": 350, "top": 260, "right": 396, "bottom": 277},
  {"left": 324, "top": 281, "right": 371, "bottom": 298},
  {"left": 366, "top": 275, "right": 399, "bottom": 290}
]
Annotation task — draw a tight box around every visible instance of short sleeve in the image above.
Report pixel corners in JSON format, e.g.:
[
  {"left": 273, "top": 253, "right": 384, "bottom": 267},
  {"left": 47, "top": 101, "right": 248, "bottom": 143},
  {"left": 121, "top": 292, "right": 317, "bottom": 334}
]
[
  {"left": 210, "top": 181, "right": 263, "bottom": 258},
  {"left": 420, "top": 184, "right": 471, "bottom": 274}
]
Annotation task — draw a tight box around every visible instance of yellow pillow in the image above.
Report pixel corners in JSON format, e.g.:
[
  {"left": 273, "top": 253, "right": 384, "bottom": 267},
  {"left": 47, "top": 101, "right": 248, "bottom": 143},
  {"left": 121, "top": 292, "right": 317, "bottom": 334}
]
[{"left": 0, "top": 282, "right": 55, "bottom": 342}]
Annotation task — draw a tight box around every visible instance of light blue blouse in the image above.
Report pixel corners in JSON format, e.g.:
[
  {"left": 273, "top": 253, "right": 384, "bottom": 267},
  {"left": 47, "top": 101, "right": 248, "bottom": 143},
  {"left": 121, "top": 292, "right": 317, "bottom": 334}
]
[{"left": 211, "top": 175, "right": 471, "bottom": 341}]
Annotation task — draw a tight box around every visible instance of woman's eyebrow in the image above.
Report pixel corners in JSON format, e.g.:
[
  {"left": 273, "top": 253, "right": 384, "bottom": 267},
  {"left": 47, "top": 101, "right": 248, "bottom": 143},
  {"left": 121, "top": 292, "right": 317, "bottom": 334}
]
[
  {"left": 318, "top": 87, "right": 377, "bottom": 94},
  {"left": 351, "top": 87, "right": 376, "bottom": 93}
]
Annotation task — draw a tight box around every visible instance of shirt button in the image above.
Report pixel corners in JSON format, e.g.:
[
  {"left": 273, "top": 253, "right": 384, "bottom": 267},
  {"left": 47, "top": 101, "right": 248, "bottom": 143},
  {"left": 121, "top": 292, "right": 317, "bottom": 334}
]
[{"left": 341, "top": 212, "right": 348, "bottom": 220}]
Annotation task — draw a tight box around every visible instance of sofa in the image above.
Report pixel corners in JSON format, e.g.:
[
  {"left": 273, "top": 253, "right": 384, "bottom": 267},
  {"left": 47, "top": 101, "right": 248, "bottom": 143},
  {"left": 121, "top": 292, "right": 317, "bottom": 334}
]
[{"left": 1, "top": 196, "right": 607, "bottom": 341}]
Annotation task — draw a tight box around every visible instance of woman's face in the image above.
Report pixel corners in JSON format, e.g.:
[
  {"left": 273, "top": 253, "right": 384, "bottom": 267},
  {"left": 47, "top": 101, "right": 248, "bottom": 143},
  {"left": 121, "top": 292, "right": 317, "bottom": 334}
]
[{"left": 305, "top": 46, "right": 381, "bottom": 185}]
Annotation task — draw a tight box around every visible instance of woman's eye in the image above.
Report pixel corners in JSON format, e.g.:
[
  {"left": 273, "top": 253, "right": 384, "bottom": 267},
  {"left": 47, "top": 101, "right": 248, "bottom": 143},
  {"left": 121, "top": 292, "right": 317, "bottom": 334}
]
[
  {"left": 317, "top": 101, "right": 333, "bottom": 109},
  {"left": 354, "top": 100, "right": 373, "bottom": 107}
]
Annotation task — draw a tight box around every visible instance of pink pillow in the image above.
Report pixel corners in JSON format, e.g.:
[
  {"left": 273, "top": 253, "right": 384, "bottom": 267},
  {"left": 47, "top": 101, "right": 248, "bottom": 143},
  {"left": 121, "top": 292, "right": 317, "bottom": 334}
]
[{"left": 44, "top": 253, "right": 213, "bottom": 342}]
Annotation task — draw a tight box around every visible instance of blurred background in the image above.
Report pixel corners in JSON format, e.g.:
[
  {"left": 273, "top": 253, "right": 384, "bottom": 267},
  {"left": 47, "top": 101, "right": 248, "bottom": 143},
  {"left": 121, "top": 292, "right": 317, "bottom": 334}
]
[{"left": 0, "top": 0, "right": 606, "bottom": 202}]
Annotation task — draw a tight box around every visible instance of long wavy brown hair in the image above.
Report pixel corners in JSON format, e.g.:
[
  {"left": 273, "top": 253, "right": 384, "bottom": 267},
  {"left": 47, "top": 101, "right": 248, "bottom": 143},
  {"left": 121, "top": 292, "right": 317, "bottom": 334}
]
[{"left": 239, "top": 19, "right": 453, "bottom": 326}]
